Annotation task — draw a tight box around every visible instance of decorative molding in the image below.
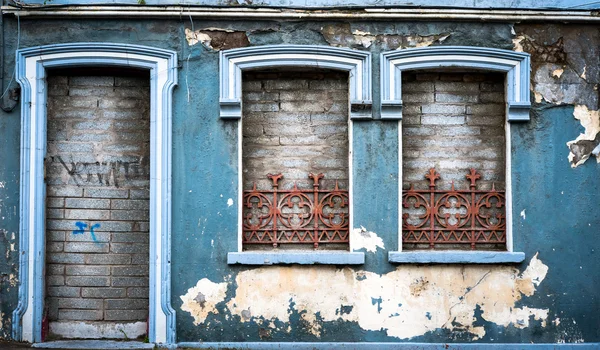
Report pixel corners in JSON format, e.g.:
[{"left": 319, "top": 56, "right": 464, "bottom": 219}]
[
  {"left": 380, "top": 46, "right": 531, "bottom": 121},
  {"left": 219, "top": 45, "right": 372, "bottom": 119},
  {"left": 388, "top": 251, "right": 525, "bottom": 264},
  {"left": 13, "top": 43, "right": 177, "bottom": 345},
  {"left": 227, "top": 252, "right": 365, "bottom": 265}
]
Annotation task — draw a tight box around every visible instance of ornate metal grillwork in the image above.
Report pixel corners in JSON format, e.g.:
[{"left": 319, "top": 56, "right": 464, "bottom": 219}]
[
  {"left": 402, "top": 168, "right": 505, "bottom": 249},
  {"left": 243, "top": 173, "right": 349, "bottom": 248}
]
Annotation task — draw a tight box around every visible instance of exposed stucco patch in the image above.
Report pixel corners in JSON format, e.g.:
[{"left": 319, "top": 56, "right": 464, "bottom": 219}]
[
  {"left": 180, "top": 278, "right": 228, "bottom": 325},
  {"left": 350, "top": 226, "right": 385, "bottom": 253},
  {"left": 180, "top": 255, "right": 549, "bottom": 339},
  {"left": 567, "top": 105, "right": 600, "bottom": 167},
  {"left": 321, "top": 24, "right": 449, "bottom": 50},
  {"left": 514, "top": 27, "right": 600, "bottom": 167},
  {"left": 185, "top": 28, "right": 250, "bottom": 51}
]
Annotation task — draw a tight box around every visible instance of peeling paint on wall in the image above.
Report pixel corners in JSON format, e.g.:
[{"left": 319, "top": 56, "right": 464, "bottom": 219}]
[
  {"left": 513, "top": 26, "right": 600, "bottom": 168},
  {"left": 350, "top": 226, "right": 385, "bottom": 253},
  {"left": 566, "top": 105, "right": 600, "bottom": 167},
  {"left": 185, "top": 27, "right": 250, "bottom": 51},
  {"left": 320, "top": 24, "right": 450, "bottom": 50},
  {"left": 180, "top": 278, "right": 228, "bottom": 325},
  {"left": 181, "top": 254, "right": 549, "bottom": 340}
]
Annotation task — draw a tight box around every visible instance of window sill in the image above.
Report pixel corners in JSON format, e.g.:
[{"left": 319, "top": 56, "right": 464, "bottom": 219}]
[
  {"left": 227, "top": 251, "right": 365, "bottom": 265},
  {"left": 388, "top": 251, "right": 525, "bottom": 264}
]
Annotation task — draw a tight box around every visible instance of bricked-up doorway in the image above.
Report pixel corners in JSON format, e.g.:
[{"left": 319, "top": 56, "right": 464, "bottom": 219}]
[
  {"left": 44, "top": 68, "right": 150, "bottom": 340},
  {"left": 241, "top": 70, "right": 350, "bottom": 250}
]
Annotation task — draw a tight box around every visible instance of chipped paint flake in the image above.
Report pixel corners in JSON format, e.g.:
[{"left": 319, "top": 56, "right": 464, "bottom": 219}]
[
  {"left": 552, "top": 68, "right": 564, "bottom": 78},
  {"left": 180, "top": 278, "right": 228, "bottom": 325},
  {"left": 227, "top": 198, "right": 234, "bottom": 207},
  {"left": 512, "top": 35, "right": 525, "bottom": 52},
  {"left": 515, "top": 253, "right": 548, "bottom": 297},
  {"left": 185, "top": 28, "right": 213, "bottom": 48},
  {"left": 520, "top": 209, "right": 526, "bottom": 220},
  {"left": 180, "top": 255, "right": 549, "bottom": 339},
  {"left": 351, "top": 226, "right": 384, "bottom": 253},
  {"left": 566, "top": 105, "right": 600, "bottom": 167},
  {"left": 321, "top": 24, "right": 449, "bottom": 51}
]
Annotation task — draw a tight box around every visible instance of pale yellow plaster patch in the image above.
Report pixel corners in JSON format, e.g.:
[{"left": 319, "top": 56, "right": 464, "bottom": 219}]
[
  {"left": 349, "top": 30, "right": 376, "bottom": 48},
  {"left": 512, "top": 35, "right": 525, "bottom": 52},
  {"left": 7, "top": 274, "right": 17, "bottom": 287},
  {"left": 534, "top": 92, "right": 544, "bottom": 104},
  {"left": 185, "top": 28, "right": 213, "bottom": 48},
  {"left": 352, "top": 30, "right": 372, "bottom": 36},
  {"left": 176, "top": 255, "right": 550, "bottom": 340},
  {"left": 566, "top": 105, "right": 600, "bottom": 167},
  {"left": 411, "top": 34, "right": 450, "bottom": 48},
  {"left": 180, "top": 278, "right": 228, "bottom": 325},
  {"left": 552, "top": 68, "right": 564, "bottom": 78}
]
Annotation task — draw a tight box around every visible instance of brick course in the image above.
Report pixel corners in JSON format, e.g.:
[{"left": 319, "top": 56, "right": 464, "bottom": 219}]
[{"left": 45, "top": 74, "right": 150, "bottom": 328}]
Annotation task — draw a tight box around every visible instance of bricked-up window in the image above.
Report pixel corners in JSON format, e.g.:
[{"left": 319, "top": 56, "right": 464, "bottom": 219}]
[
  {"left": 44, "top": 69, "right": 150, "bottom": 338},
  {"left": 402, "top": 71, "right": 506, "bottom": 251},
  {"left": 241, "top": 70, "right": 350, "bottom": 250}
]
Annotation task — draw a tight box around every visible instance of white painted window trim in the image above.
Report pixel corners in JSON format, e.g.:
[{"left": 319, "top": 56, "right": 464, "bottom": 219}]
[
  {"left": 12, "top": 43, "right": 178, "bottom": 345},
  {"left": 221, "top": 45, "right": 372, "bottom": 265},
  {"left": 381, "top": 46, "right": 530, "bottom": 264}
]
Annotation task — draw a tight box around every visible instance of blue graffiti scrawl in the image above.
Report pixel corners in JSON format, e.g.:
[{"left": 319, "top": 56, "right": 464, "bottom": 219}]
[
  {"left": 72, "top": 221, "right": 87, "bottom": 235},
  {"left": 90, "top": 223, "right": 101, "bottom": 242},
  {"left": 72, "top": 222, "right": 101, "bottom": 242}
]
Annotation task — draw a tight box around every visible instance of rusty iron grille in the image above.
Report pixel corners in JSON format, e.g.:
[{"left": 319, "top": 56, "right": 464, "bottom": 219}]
[
  {"left": 243, "top": 173, "right": 349, "bottom": 248},
  {"left": 403, "top": 168, "right": 506, "bottom": 249}
]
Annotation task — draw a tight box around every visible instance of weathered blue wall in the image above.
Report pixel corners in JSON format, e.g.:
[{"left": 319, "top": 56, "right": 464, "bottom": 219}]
[{"left": 0, "top": 16, "right": 598, "bottom": 345}]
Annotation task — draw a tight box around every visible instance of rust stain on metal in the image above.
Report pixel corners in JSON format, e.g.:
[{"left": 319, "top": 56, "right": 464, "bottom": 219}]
[
  {"left": 403, "top": 168, "right": 505, "bottom": 249},
  {"left": 243, "top": 173, "right": 349, "bottom": 248}
]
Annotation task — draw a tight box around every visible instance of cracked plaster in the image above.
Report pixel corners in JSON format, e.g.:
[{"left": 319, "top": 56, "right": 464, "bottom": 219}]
[{"left": 181, "top": 254, "right": 549, "bottom": 340}]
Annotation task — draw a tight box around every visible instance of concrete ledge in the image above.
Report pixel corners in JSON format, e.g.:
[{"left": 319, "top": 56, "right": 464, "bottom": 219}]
[
  {"left": 227, "top": 251, "right": 365, "bottom": 265},
  {"left": 177, "top": 342, "right": 600, "bottom": 349},
  {"left": 388, "top": 251, "right": 526, "bottom": 264},
  {"left": 32, "top": 340, "right": 154, "bottom": 349}
]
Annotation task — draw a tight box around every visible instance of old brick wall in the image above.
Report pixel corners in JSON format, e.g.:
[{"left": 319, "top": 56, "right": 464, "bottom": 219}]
[
  {"left": 242, "top": 70, "right": 349, "bottom": 191},
  {"left": 401, "top": 72, "right": 506, "bottom": 250},
  {"left": 44, "top": 73, "right": 150, "bottom": 335},
  {"left": 402, "top": 72, "right": 506, "bottom": 190}
]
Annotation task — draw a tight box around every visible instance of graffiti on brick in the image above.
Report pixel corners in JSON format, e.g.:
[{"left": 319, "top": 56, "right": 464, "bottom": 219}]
[
  {"left": 72, "top": 221, "right": 101, "bottom": 242},
  {"left": 48, "top": 156, "right": 149, "bottom": 188},
  {"left": 72, "top": 221, "right": 88, "bottom": 235}
]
